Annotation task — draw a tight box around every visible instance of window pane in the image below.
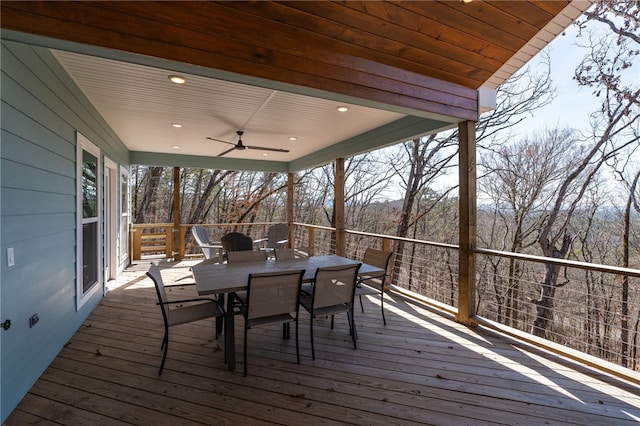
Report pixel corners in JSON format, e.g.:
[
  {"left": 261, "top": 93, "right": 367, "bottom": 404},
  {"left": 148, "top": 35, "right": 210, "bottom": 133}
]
[
  {"left": 83, "top": 150, "right": 97, "bottom": 218},
  {"left": 121, "top": 173, "right": 128, "bottom": 211},
  {"left": 82, "top": 221, "right": 98, "bottom": 292}
]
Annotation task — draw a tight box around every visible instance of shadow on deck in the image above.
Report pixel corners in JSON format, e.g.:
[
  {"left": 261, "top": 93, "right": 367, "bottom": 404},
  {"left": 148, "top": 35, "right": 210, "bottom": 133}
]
[{"left": 6, "top": 260, "right": 640, "bottom": 425}]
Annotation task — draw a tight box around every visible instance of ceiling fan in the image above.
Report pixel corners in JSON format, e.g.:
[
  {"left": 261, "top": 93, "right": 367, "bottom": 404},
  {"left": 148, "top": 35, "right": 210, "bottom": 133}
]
[{"left": 206, "top": 130, "right": 290, "bottom": 157}]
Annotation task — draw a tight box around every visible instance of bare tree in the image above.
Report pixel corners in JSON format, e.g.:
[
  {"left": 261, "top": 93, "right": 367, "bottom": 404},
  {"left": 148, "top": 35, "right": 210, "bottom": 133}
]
[
  {"left": 133, "top": 166, "right": 166, "bottom": 223},
  {"left": 621, "top": 170, "right": 640, "bottom": 367},
  {"left": 480, "top": 130, "right": 575, "bottom": 327},
  {"left": 184, "top": 169, "right": 233, "bottom": 225},
  {"left": 532, "top": 0, "right": 639, "bottom": 338},
  {"left": 390, "top": 60, "right": 556, "bottom": 293}
]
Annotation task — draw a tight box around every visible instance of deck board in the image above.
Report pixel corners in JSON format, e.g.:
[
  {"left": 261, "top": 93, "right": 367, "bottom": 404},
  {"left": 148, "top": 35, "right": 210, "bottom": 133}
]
[{"left": 6, "top": 260, "right": 640, "bottom": 425}]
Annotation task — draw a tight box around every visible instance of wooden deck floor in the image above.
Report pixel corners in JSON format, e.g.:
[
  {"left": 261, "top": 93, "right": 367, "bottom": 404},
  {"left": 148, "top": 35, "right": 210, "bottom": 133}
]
[{"left": 6, "top": 260, "right": 640, "bottom": 425}]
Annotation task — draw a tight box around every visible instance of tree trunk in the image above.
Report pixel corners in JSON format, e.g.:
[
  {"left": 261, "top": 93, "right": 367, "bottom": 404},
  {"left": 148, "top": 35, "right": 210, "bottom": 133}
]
[
  {"left": 134, "top": 166, "right": 164, "bottom": 223},
  {"left": 393, "top": 138, "right": 421, "bottom": 285},
  {"left": 620, "top": 170, "right": 639, "bottom": 367},
  {"left": 532, "top": 234, "right": 572, "bottom": 338}
]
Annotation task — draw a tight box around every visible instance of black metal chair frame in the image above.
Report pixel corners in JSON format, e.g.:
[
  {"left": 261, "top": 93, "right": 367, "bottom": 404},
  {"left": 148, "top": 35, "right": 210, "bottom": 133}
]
[
  {"left": 356, "top": 249, "right": 394, "bottom": 325},
  {"left": 234, "top": 269, "right": 305, "bottom": 376},
  {"left": 146, "top": 263, "right": 225, "bottom": 375},
  {"left": 299, "top": 263, "right": 361, "bottom": 360}
]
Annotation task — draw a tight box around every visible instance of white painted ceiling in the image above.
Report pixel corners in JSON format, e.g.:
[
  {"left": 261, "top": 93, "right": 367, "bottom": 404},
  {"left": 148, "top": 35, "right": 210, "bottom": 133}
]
[{"left": 52, "top": 50, "right": 406, "bottom": 162}]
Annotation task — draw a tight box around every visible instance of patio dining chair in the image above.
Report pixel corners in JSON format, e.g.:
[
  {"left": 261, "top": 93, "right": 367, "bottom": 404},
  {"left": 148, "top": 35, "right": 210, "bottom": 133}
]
[
  {"left": 253, "top": 223, "right": 289, "bottom": 257},
  {"left": 146, "top": 263, "right": 225, "bottom": 375},
  {"left": 355, "top": 248, "right": 394, "bottom": 325},
  {"left": 225, "top": 248, "right": 268, "bottom": 320},
  {"left": 234, "top": 269, "right": 305, "bottom": 376},
  {"left": 226, "top": 249, "right": 267, "bottom": 263},
  {"left": 274, "top": 248, "right": 296, "bottom": 259},
  {"left": 275, "top": 247, "right": 310, "bottom": 259},
  {"left": 299, "top": 263, "right": 361, "bottom": 360}
]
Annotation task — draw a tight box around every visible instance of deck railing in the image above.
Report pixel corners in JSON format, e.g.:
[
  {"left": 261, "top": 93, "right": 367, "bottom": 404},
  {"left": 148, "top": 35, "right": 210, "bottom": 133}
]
[
  {"left": 129, "top": 222, "right": 640, "bottom": 379},
  {"left": 130, "top": 223, "right": 173, "bottom": 260}
]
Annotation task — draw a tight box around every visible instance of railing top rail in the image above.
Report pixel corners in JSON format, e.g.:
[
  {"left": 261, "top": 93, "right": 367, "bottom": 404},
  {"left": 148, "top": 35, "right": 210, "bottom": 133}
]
[
  {"left": 179, "top": 222, "right": 285, "bottom": 227},
  {"left": 345, "top": 229, "right": 459, "bottom": 250},
  {"left": 294, "top": 223, "right": 640, "bottom": 278},
  {"left": 292, "top": 222, "right": 336, "bottom": 232},
  {"left": 474, "top": 247, "right": 640, "bottom": 278}
]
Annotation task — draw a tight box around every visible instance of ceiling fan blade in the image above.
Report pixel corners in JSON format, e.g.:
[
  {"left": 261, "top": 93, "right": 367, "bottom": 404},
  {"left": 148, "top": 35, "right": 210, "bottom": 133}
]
[
  {"left": 217, "top": 146, "right": 237, "bottom": 157},
  {"left": 206, "top": 136, "right": 236, "bottom": 146},
  {"left": 246, "top": 145, "right": 290, "bottom": 153}
]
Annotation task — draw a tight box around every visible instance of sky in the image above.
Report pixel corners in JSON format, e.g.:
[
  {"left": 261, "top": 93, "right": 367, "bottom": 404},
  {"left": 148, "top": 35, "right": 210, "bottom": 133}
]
[
  {"left": 516, "top": 18, "right": 639, "bottom": 199},
  {"left": 516, "top": 17, "right": 638, "bottom": 139},
  {"left": 516, "top": 25, "right": 597, "bottom": 136},
  {"left": 376, "top": 13, "right": 639, "bottom": 201}
]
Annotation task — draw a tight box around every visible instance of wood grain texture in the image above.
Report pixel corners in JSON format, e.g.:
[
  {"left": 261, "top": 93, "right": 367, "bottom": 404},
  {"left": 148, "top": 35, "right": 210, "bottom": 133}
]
[
  {"left": 6, "top": 260, "right": 640, "bottom": 425},
  {"left": 0, "top": 0, "right": 572, "bottom": 121}
]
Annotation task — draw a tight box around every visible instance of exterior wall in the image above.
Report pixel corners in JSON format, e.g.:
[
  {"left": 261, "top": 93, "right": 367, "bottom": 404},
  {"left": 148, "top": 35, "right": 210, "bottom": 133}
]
[{"left": 0, "top": 40, "right": 129, "bottom": 421}]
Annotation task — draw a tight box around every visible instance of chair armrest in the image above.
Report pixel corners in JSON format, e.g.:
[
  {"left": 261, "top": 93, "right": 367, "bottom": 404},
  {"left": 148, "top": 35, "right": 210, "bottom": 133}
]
[
  {"left": 253, "top": 238, "right": 268, "bottom": 250},
  {"left": 158, "top": 297, "right": 225, "bottom": 312},
  {"left": 357, "top": 272, "right": 388, "bottom": 284},
  {"left": 164, "top": 282, "right": 195, "bottom": 287},
  {"left": 199, "top": 243, "right": 222, "bottom": 249},
  {"left": 158, "top": 297, "right": 218, "bottom": 305}
]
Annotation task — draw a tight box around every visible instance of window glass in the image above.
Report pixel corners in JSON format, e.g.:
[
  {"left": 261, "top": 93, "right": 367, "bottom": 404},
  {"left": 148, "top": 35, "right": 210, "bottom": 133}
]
[
  {"left": 77, "top": 133, "right": 101, "bottom": 309},
  {"left": 82, "top": 150, "right": 98, "bottom": 218}
]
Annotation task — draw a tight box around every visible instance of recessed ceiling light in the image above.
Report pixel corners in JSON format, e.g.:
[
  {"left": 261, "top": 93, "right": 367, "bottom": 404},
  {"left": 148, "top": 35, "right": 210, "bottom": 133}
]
[
  {"left": 288, "top": 136, "right": 297, "bottom": 141},
  {"left": 169, "top": 75, "right": 186, "bottom": 84},
  {"left": 172, "top": 145, "right": 180, "bottom": 149},
  {"left": 171, "top": 123, "right": 183, "bottom": 128},
  {"left": 262, "top": 153, "right": 269, "bottom": 156},
  {"left": 337, "top": 106, "right": 349, "bottom": 112}
]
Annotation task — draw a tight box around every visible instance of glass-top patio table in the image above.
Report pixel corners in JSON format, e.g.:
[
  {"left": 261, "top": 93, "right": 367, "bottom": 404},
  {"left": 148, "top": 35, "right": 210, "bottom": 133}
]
[{"left": 191, "top": 255, "right": 385, "bottom": 371}]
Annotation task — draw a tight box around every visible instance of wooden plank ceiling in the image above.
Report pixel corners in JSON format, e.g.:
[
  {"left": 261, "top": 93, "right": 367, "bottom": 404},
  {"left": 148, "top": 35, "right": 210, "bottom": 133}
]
[{"left": 1, "top": 1, "right": 570, "bottom": 123}]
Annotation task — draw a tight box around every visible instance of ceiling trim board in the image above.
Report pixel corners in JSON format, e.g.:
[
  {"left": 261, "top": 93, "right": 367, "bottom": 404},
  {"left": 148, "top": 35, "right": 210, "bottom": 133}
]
[
  {"left": 290, "top": 116, "right": 456, "bottom": 172},
  {"left": 129, "top": 151, "right": 291, "bottom": 173}
]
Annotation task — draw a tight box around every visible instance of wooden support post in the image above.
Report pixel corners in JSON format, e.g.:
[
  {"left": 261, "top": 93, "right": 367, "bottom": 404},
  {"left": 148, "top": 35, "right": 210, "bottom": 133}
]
[
  {"left": 335, "top": 158, "right": 345, "bottom": 256},
  {"left": 287, "top": 172, "right": 294, "bottom": 248},
  {"left": 308, "top": 226, "right": 315, "bottom": 256},
  {"left": 382, "top": 238, "right": 392, "bottom": 252},
  {"left": 456, "top": 121, "right": 477, "bottom": 326},
  {"left": 172, "top": 166, "right": 181, "bottom": 260},
  {"left": 178, "top": 226, "right": 186, "bottom": 259},
  {"left": 131, "top": 225, "right": 140, "bottom": 261}
]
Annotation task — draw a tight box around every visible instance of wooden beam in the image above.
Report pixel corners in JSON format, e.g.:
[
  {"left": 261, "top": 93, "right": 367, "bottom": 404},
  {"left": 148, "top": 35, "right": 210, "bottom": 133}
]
[
  {"left": 456, "top": 121, "right": 477, "bottom": 326},
  {"left": 335, "top": 158, "right": 345, "bottom": 257}
]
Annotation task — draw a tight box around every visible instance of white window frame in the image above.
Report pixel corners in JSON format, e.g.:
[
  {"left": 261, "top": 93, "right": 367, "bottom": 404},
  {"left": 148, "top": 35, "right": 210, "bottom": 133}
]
[
  {"left": 119, "top": 165, "right": 130, "bottom": 270},
  {"left": 76, "top": 132, "right": 102, "bottom": 310}
]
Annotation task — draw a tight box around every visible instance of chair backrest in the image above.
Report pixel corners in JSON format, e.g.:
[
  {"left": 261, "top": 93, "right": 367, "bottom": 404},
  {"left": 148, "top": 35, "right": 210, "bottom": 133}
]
[
  {"left": 274, "top": 248, "right": 296, "bottom": 259},
  {"left": 146, "top": 263, "right": 170, "bottom": 324},
  {"left": 191, "top": 225, "right": 217, "bottom": 259},
  {"left": 312, "top": 263, "right": 361, "bottom": 309},
  {"left": 246, "top": 270, "right": 304, "bottom": 321},
  {"left": 227, "top": 250, "right": 266, "bottom": 263},
  {"left": 221, "top": 232, "right": 254, "bottom": 252},
  {"left": 266, "top": 223, "right": 289, "bottom": 248},
  {"left": 146, "top": 263, "right": 167, "bottom": 303},
  {"left": 362, "top": 248, "right": 393, "bottom": 277}
]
